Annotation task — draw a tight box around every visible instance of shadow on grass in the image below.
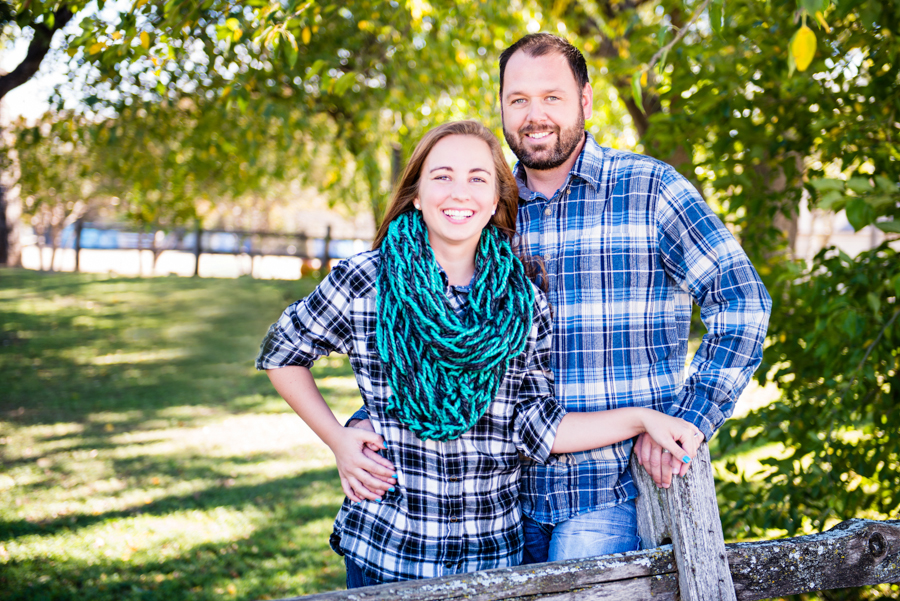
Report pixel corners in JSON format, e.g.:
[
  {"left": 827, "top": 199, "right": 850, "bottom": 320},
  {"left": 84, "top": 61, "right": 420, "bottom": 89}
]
[
  {"left": 0, "top": 465, "right": 341, "bottom": 541},
  {"left": 1, "top": 269, "right": 359, "bottom": 600},
  {"left": 0, "top": 467, "right": 349, "bottom": 600},
  {"left": 0, "top": 268, "right": 353, "bottom": 429}
]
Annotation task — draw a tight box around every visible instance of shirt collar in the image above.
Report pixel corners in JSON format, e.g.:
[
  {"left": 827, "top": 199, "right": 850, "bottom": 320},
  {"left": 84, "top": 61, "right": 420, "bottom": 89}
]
[{"left": 513, "top": 131, "right": 605, "bottom": 203}]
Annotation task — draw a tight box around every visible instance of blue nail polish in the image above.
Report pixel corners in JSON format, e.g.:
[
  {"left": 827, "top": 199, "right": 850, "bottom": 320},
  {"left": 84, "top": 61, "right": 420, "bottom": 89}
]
[
  {"left": 392, "top": 474, "right": 398, "bottom": 478},
  {"left": 376, "top": 498, "right": 382, "bottom": 503},
  {"left": 389, "top": 487, "right": 395, "bottom": 492},
  {"left": 682, "top": 455, "right": 691, "bottom": 464}
]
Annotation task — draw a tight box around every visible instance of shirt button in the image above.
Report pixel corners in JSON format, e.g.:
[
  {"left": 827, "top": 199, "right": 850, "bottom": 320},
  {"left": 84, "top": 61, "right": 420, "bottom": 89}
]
[
  {"left": 444, "top": 561, "right": 455, "bottom": 568},
  {"left": 449, "top": 516, "right": 458, "bottom": 522},
  {"left": 449, "top": 476, "right": 458, "bottom": 481},
  {"left": 544, "top": 207, "right": 551, "bottom": 216},
  {"left": 544, "top": 254, "right": 551, "bottom": 262}
]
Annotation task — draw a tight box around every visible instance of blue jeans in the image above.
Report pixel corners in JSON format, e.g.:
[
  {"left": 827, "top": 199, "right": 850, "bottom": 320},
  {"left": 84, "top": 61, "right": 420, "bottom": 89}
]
[
  {"left": 522, "top": 499, "right": 640, "bottom": 564},
  {"left": 345, "top": 556, "right": 382, "bottom": 589}
]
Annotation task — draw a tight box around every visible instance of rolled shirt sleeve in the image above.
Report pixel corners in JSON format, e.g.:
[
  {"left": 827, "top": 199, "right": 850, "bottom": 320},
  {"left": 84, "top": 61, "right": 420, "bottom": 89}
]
[
  {"left": 513, "top": 288, "right": 567, "bottom": 463},
  {"left": 656, "top": 167, "right": 772, "bottom": 439},
  {"left": 256, "top": 260, "right": 356, "bottom": 370}
]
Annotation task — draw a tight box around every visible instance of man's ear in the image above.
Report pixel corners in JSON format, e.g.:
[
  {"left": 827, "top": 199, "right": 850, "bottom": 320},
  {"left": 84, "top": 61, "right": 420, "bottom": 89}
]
[{"left": 581, "top": 83, "right": 594, "bottom": 121}]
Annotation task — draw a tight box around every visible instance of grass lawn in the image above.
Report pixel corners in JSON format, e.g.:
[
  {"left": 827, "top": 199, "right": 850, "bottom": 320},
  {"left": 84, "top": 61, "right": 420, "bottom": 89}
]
[{"left": 0, "top": 268, "right": 362, "bottom": 600}]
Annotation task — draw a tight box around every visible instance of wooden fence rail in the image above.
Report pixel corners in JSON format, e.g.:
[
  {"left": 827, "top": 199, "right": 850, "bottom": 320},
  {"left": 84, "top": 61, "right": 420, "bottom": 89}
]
[
  {"left": 62, "top": 220, "right": 365, "bottom": 277},
  {"left": 270, "top": 443, "right": 900, "bottom": 601},
  {"left": 278, "top": 518, "right": 899, "bottom": 601}
]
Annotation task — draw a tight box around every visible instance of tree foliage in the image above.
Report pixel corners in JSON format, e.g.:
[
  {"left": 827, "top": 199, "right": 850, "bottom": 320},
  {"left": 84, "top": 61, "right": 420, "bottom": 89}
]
[{"left": 607, "top": 0, "right": 900, "bottom": 543}]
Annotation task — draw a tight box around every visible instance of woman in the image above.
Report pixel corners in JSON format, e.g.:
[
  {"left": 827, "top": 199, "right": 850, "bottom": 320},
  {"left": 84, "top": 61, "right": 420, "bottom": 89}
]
[{"left": 256, "top": 121, "right": 700, "bottom": 587}]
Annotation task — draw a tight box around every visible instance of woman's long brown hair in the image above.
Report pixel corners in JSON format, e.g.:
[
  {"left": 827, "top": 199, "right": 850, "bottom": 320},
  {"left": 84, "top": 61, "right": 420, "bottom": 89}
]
[{"left": 372, "top": 120, "right": 546, "bottom": 287}]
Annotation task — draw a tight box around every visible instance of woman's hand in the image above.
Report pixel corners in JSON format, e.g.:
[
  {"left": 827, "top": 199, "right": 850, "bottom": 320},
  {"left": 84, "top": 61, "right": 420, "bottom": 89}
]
[
  {"left": 331, "top": 420, "right": 397, "bottom": 503},
  {"left": 636, "top": 413, "right": 704, "bottom": 488}
]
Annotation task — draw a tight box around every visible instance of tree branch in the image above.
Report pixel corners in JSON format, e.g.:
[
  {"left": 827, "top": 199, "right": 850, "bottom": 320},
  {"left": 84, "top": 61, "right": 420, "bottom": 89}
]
[
  {"left": 646, "top": 0, "right": 711, "bottom": 72},
  {"left": 0, "top": 6, "right": 74, "bottom": 101}
]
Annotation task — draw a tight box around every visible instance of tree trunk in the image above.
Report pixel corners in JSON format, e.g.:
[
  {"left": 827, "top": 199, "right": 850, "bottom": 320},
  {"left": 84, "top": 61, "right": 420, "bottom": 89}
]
[{"left": 0, "top": 182, "right": 8, "bottom": 266}]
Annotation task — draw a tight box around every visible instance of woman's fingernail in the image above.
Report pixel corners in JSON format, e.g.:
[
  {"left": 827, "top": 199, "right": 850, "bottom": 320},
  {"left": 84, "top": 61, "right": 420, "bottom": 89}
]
[
  {"left": 682, "top": 455, "right": 691, "bottom": 464},
  {"left": 392, "top": 474, "right": 398, "bottom": 478},
  {"left": 376, "top": 498, "right": 382, "bottom": 503},
  {"left": 389, "top": 487, "right": 395, "bottom": 492}
]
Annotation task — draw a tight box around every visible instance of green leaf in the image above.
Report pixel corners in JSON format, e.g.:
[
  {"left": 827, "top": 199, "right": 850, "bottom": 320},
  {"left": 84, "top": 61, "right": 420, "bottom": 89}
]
[
  {"left": 709, "top": 2, "right": 723, "bottom": 36},
  {"left": 845, "top": 198, "right": 876, "bottom": 231},
  {"left": 874, "top": 175, "right": 896, "bottom": 192},
  {"left": 875, "top": 220, "right": 900, "bottom": 234},
  {"left": 809, "top": 177, "right": 844, "bottom": 192},
  {"left": 282, "top": 31, "right": 298, "bottom": 68},
  {"left": 333, "top": 71, "right": 356, "bottom": 96},
  {"left": 867, "top": 292, "right": 881, "bottom": 316},
  {"left": 800, "top": 0, "right": 826, "bottom": 14},
  {"left": 865, "top": 193, "right": 897, "bottom": 209},
  {"left": 846, "top": 176, "right": 873, "bottom": 194},
  {"left": 307, "top": 59, "right": 327, "bottom": 78},
  {"left": 631, "top": 73, "right": 643, "bottom": 111},
  {"left": 816, "top": 190, "right": 844, "bottom": 211}
]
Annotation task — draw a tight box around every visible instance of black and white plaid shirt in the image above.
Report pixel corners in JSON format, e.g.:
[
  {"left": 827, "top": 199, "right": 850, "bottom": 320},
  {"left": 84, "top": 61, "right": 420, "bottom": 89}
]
[{"left": 256, "top": 250, "right": 566, "bottom": 583}]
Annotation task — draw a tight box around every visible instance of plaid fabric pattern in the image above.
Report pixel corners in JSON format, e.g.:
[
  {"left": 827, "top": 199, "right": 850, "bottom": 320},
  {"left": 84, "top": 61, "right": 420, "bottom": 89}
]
[
  {"left": 256, "top": 250, "right": 566, "bottom": 583},
  {"left": 516, "top": 133, "right": 771, "bottom": 524}
]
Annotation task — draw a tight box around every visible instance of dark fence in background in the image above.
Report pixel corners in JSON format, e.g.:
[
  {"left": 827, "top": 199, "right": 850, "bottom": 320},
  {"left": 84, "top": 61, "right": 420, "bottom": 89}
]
[{"left": 54, "top": 221, "right": 369, "bottom": 277}]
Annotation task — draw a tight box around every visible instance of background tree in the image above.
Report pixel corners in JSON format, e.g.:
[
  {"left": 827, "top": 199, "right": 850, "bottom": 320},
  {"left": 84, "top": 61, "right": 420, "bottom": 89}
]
[{"left": 0, "top": 0, "right": 80, "bottom": 265}]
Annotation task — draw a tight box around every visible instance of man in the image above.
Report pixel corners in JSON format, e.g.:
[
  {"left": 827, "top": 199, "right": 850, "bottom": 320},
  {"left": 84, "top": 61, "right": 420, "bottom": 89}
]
[{"left": 345, "top": 33, "right": 771, "bottom": 564}]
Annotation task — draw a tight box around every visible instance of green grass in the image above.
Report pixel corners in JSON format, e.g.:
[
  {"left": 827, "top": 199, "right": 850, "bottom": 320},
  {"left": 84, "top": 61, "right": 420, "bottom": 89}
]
[{"left": 0, "top": 268, "right": 363, "bottom": 600}]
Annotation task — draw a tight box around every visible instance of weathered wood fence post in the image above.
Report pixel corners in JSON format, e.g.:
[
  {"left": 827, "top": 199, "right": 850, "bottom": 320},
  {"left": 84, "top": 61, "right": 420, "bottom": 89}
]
[
  {"left": 193, "top": 222, "right": 202, "bottom": 277},
  {"left": 321, "top": 225, "right": 332, "bottom": 272},
  {"left": 74, "top": 218, "right": 83, "bottom": 273},
  {"left": 630, "top": 443, "right": 737, "bottom": 601}
]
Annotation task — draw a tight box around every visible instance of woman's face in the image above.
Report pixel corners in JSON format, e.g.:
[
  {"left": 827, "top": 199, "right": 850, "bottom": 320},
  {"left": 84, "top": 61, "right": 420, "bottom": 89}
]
[{"left": 416, "top": 135, "right": 499, "bottom": 258}]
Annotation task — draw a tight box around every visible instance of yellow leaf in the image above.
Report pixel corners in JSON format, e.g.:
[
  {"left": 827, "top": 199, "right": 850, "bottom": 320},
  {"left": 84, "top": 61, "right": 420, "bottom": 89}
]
[
  {"left": 104, "top": 423, "right": 114, "bottom": 432},
  {"left": 815, "top": 11, "right": 832, "bottom": 34},
  {"left": 67, "top": 47, "right": 78, "bottom": 57},
  {"left": 232, "top": 28, "right": 242, "bottom": 42},
  {"left": 140, "top": 31, "right": 150, "bottom": 49},
  {"left": 111, "top": 31, "right": 122, "bottom": 40},
  {"left": 302, "top": 27, "right": 311, "bottom": 45},
  {"left": 640, "top": 70, "right": 648, "bottom": 87},
  {"left": 135, "top": 0, "right": 152, "bottom": 7},
  {"left": 151, "top": 56, "right": 158, "bottom": 66},
  {"left": 358, "top": 20, "right": 369, "bottom": 30},
  {"left": 89, "top": 42, "right": 105, "bottom": 54},
  {"left": 791, "top": 25, "right": 816, "bottom": 72}
]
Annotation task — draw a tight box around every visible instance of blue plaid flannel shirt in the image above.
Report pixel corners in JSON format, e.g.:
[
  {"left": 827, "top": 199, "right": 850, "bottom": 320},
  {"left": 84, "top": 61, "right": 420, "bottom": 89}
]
[{"left": 516, "top": 132, "right": 771, "bottom": 524}]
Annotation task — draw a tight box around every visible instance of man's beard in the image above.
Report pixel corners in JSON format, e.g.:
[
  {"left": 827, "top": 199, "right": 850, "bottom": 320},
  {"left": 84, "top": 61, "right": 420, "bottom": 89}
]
[{"left": 503, "top": 113, "right": 585, "bottom": 171}]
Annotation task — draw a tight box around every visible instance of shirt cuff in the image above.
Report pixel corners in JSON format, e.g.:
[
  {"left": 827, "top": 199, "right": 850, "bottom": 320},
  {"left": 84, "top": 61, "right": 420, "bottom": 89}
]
[{"left": 345, "top": 406, "right": 369, "bottom": 427}]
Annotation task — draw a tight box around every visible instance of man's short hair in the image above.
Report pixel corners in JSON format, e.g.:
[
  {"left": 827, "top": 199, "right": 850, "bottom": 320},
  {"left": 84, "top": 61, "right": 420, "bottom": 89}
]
[{"left": 499, "top": 33, "right": 590, "bottom": 98}]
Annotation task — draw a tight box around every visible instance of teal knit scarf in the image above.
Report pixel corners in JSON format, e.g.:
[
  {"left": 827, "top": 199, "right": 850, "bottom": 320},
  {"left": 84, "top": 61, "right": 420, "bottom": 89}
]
[{"left": 375, "top": 211, "right": 535, "bottom": 442}]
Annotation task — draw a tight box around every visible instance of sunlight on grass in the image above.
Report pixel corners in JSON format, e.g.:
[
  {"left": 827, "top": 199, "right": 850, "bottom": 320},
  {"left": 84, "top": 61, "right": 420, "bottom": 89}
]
[{"left": 1, "top": 269, "right": 356, "bottom": 600}]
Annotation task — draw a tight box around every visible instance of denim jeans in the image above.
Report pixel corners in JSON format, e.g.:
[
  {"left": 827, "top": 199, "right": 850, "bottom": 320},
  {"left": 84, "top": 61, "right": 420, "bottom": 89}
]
[
  {"left": 345, "top": 556, "right": 382, "bottom": 589},
  {"left": 522, "top": 498, "right": 640, "bottom": 564}
]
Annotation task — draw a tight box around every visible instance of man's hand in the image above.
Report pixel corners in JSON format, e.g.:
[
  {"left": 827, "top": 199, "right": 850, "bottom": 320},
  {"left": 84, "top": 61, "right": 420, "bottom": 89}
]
[
  {"left": 339, "top": 418, "right": 397, "bottom": 502},
  {"left": 329, "top": 424, "right": 396, "bottom": 503},
  {"left": 635, "top": 430, "right": 699, "bottom": 488}
]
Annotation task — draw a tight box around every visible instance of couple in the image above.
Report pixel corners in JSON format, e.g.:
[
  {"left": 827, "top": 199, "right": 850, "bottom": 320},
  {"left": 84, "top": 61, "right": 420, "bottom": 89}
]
[{"left": 257, "top": 34, "right": 772, "bottom": 588}]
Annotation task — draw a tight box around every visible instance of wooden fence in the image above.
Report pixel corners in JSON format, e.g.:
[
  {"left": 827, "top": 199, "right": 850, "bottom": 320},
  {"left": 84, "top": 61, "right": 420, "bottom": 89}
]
[
  {"left": 66, "top": 220, "right": 363, "bottom": 277},
  {"left": 272, "top": 444, "right": 900, "bottom": 601}
]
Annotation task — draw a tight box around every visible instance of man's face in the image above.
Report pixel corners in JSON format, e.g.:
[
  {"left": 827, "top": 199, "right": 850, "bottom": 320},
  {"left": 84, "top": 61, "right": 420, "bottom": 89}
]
[{"left": 501, "top": 50, "right": 592, "bottom": 171}]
